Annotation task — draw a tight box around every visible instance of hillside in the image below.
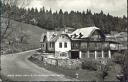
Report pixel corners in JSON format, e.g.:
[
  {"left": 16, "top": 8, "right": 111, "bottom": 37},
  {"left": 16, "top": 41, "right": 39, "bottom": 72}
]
[
  {"left": 10, "top": 20, "right": 46, "bottom": 46},
  {"left": 1, "top": 18, "right": 46, "bottom": 54}
]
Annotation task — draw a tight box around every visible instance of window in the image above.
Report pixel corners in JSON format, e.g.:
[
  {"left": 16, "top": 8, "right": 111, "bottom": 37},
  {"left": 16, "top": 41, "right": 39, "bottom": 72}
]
[
  {"left": 72, "top": 42, "right": 79, "bottom": 49},
  {"left": 41, "top": 44, "right": 44, "bottom": 47},
  {"left": 49, "top": 42, "right": 54, "bottom": 48},
  {"left": 52, "top": 42, "right": 54, "bottom": 48},
  {"left": 50, "top": 42, "right": 52, "bottom": 48},
  {"left": 42, "top": 44, "right": 44, "bottom": 47},
  {"left": 60, "top": 52, "right": 67, "bottom": 57},
  {"left": 89, "top": 43, "right": 95, "bottom": 50},
  {"left": 81, "top": 42, "right": 87, "bottom": 49},
  {"left": 96, "top": 43, "right": 102, "bottom": 50},
  {"left": 59, "top": 42, "right": 62, "bottom": 48},
  {"left": 64, "top": 42, "right": 67, "bottom": 48},
  {"left": 62, "top": 35, "right": 65, "bottom": 38},
  {"left": 104, "top": 51, "right": 108, "bottom": 58},
  {"left": 89, "top": 51, "right": 95, "bottom": 58},
  {"left": 97, "top": 51, "right": 102, "bottom": 58}
]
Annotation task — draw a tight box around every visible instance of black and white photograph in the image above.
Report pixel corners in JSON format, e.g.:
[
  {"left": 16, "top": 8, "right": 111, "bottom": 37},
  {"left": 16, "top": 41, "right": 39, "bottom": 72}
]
[{"left": 0, "top": 0, "right": 127, "bottom": 81}]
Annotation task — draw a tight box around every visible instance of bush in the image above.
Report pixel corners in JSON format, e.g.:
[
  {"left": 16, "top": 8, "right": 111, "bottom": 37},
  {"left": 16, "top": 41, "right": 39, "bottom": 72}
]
[
  {"left": 96, "top": 63, "right": 112, "bottom": 81},
  {"left": 82, "top": 60, "right": 99, "bottom": 71},
  {"left": 113, "top": 52, "right": 124, "bottom": 64},
  {"left": 122, "top": 50, "right": 128, "bottom": 81}
]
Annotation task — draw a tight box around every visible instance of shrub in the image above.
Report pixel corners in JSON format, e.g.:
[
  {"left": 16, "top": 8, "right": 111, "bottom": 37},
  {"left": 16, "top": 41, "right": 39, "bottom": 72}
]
[
  {"left": 122, "top": 50, "right": 128, "bottom": 81},
  {"left": 96, "top": 60, "right": 113, "bottom": 81},
  {"left": 113, "top": 52, "right": 124, "bottom": 64},
  {"left": 81, "top": 60, "right": 99, "bottom": 71}
]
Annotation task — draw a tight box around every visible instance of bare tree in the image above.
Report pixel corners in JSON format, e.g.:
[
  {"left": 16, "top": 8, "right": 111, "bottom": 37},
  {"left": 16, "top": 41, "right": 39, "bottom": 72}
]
[
  {"left": 1, "top": 0, "right": 29, "bottom": 40},
  {"left": 1, "top": 0, "right": 30, "bottom": 54},
  {"left": 116, "top": 50, "right": 128, "bottom": 81},
  {"left": 122, "top": 50, "right": 128, "bottom": 81}
]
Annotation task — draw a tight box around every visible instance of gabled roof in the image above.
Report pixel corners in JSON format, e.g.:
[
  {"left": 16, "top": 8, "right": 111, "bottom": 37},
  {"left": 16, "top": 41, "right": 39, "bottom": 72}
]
[
  {"left": 40, "top": 33, "right": 46, "bottom": 43},
  {"left": 40, "top": 31, "right": 65, "bottom": 42},
  {"left": 40, "top": 27, "right": 105, "bottom": 43},
  {"left": 49, "top": 34, "right": 59, "bottom": 42},
  {"left": 49, "top": 33, "right": 71, "bottom": 42},
  {"left": 70, "top": 26, "right": 100, "bottom": 39}
]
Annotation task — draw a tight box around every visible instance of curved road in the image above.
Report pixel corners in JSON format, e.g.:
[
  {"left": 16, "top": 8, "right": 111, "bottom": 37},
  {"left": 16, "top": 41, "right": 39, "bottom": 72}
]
[{"left": 1, "top": 50, "right": 77, "bottom": 81}]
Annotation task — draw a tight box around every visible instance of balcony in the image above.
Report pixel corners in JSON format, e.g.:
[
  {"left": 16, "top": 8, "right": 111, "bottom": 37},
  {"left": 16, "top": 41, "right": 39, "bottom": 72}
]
[
  {"left": 71, "top": 41, "right": 110, "bottom": 51},
  {"left": 71, "top": 42, "right": 80, "bottom": 50}
]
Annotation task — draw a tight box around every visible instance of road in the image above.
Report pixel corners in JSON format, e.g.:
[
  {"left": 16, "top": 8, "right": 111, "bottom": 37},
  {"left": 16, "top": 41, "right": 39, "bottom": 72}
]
[{"left": 1, "top": 50, "right": 77, "bottom": 81}]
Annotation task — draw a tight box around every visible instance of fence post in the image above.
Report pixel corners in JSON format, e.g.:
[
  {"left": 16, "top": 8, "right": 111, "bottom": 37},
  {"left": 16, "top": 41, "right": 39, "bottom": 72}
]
[
  {"left": 75, "top": 72, "right": 79, "bottom": 79},
  {"left": 44, "top": 60, "right": 46, "bottom": 66},
  {"left": 56, "top": 59, "right": 58, "bottom": 66}
]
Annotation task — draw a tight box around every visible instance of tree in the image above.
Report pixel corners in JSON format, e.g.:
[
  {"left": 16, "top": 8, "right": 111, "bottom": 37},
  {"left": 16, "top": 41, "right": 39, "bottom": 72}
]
[
  {"left": 83, "top": 9, "right": 94, "bottom": 27},
  {"left": 1, "top": 0, "right": 29, "bottom": 40},
  {"left": 2, "top": 3, "right": 127, "bottom": 32},
  {"left": 122, "top": 50, "right": 128, "bottom": 81},
  {"left": 58, "top": 9, "right": 64, "bottom": 28},
  {"left": 113, "top": 51, "right": 128, "bottom": 81},
  {"left": 1, "top": 0, "right": 30, "bottom": 54},
  {"left": 97, "top": 61, "right": 111, "bottom": 81}
]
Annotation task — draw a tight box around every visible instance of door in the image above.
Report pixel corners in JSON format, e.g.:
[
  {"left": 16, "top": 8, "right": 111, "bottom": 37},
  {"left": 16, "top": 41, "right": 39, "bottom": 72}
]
[{"left": 71, "top": 51, "right": 79, "bottom": 59}]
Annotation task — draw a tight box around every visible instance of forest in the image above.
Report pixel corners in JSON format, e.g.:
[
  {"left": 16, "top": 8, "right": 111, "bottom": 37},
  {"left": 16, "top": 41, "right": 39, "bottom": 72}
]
[{"left": 2, "top": 3, "right": 127, "bottom": 34}]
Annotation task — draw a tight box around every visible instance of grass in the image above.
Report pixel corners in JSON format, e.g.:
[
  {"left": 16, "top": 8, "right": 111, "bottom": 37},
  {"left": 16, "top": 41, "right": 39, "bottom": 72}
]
[
  {"left": 0, "top": 73, "right": 12, "bottom": 82},
  {"left": 2, "top": 18, "right": 46, "bottom": 46},
  {"left": 28, "top": 57, "right": 76, "bottom": 77},
  {"left": 28, "top": 57, "right": 100, "bottom": 81},
  {"left": 2, "top": 18, "right": 46, "bottom": 54},
  {"left": 28, "top": 56, "right": 122, "bottom": 81},
  {"left": 105, "top": 63, "right": 121, "bottom": 81}
]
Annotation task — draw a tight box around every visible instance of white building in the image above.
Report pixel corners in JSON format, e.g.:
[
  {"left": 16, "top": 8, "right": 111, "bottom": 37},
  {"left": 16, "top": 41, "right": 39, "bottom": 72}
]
[{"left": 40, "top": 26, "right": 116, "bottom": 60}]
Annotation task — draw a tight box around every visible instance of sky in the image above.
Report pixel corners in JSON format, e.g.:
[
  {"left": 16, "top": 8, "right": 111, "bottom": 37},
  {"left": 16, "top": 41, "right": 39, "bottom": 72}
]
[{"left": 18, "top": 0, "right": 127, "bottom": 17}]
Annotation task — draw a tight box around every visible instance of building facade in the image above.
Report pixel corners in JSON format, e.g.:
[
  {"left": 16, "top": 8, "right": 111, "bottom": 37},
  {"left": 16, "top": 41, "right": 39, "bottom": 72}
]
[
  {"left": 55, "top": 34, "right": 71, "bottom": 58},
  {"left": 40, "top": 27, "right": 119, "bottom": 60}
]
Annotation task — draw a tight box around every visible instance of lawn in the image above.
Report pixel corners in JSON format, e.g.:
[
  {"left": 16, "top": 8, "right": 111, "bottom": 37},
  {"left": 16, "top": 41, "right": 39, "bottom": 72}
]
[
  {"left": 28, "top": 56, "right": 121, "bottom": 81},
  {"left": 28, "top": 57, "right": 102, "bottom": 81},
  {"left": 105, "top": 63, "right": 122, "bottom": 81},
  {"left": 2, "top": 18, "right": 46, "bottom": 46},
  {"left": 1, "top": 18, "right": 46, "bottom": 54}
]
